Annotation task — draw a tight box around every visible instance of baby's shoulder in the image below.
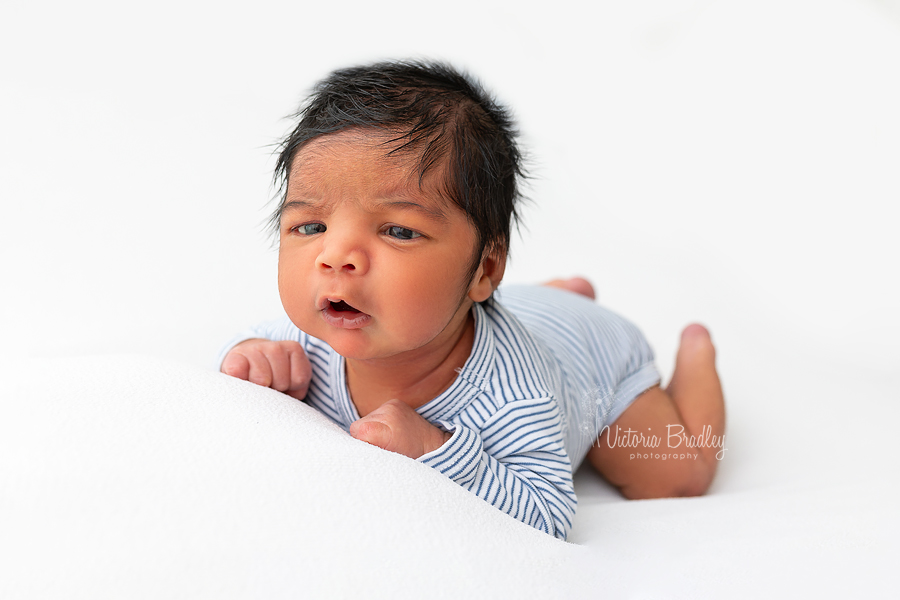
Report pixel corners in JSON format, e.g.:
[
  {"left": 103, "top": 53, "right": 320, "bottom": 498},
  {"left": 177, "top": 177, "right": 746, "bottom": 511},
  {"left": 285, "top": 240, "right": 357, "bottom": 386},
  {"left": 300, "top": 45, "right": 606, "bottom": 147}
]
[
  {"left": 469, "top": 294, "right": 563, "bottom": 406},
  {"left": 493, "top": 284, "right": 647, "bottom": 356}
]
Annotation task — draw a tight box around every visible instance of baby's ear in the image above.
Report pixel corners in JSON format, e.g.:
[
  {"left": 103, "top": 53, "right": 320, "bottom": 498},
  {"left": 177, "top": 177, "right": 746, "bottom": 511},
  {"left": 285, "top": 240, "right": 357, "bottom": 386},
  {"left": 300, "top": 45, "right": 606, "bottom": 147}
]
[{"left": 468, "top": 248, "right": 507, "bottom": 303}]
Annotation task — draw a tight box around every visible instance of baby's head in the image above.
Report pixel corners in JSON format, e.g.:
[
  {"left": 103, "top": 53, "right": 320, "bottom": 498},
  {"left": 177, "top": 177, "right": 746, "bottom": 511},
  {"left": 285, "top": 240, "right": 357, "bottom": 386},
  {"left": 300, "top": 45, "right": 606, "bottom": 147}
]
[
  {"left": 271, "top": 61, "right": 525, "bottom": 360},
  {"left": 272, "top": 60, "right": 525, "bottom": 275}
]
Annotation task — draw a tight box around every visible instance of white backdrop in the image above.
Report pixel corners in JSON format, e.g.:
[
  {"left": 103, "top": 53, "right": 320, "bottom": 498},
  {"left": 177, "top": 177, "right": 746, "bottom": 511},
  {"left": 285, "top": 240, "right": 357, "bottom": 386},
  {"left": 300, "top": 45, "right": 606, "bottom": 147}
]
[
  {"left": 2, "top": 0, "right": 899, "bottom": 596},
  {"left": 3, "top": 0, "right": 898, "bottom": 376}
]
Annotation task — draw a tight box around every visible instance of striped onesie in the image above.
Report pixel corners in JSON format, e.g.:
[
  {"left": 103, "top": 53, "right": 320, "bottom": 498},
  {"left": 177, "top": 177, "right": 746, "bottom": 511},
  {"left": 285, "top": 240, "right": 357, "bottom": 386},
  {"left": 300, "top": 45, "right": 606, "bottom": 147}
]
[{"left": 219, "top": 285, "right": 660, "bottom": 540}]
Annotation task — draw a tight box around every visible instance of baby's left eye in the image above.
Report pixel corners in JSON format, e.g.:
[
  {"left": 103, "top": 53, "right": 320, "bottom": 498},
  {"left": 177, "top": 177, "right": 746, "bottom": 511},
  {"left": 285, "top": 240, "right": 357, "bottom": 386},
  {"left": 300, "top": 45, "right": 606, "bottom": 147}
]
[{"left": 386, "top": 226, "right": 421, "bottom": 240}]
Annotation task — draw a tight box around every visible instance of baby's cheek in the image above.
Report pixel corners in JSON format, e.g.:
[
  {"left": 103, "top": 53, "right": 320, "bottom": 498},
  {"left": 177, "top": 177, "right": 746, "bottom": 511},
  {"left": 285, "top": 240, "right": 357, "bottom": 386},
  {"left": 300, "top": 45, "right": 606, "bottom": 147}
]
[{"left": 279, "top": 283, "right": 316, "bottom": 334}]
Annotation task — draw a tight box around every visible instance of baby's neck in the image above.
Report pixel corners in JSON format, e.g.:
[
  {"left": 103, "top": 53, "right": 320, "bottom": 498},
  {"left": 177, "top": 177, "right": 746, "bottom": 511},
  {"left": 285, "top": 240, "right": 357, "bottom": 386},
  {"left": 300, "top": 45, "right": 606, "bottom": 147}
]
[{"left": 345, "top": 311, "right": 475, "bottom": 417}]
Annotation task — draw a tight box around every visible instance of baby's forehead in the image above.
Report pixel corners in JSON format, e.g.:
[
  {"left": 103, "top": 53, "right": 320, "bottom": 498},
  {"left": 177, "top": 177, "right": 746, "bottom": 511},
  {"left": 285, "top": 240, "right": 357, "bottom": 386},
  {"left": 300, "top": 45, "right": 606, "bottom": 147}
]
[
  {"left": 287, "top": 130, "right": 455, "bottom": 208},
  {"left": 291, "top": 129, "right": 423, "bottom": 169}
]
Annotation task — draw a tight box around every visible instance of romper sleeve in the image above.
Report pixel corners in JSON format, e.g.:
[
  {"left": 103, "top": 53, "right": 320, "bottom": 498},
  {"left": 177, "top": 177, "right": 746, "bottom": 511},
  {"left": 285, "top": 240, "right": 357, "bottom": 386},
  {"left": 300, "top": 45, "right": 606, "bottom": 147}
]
[{"left": 417, "top": 396, "right": 577, "bottom": 541}]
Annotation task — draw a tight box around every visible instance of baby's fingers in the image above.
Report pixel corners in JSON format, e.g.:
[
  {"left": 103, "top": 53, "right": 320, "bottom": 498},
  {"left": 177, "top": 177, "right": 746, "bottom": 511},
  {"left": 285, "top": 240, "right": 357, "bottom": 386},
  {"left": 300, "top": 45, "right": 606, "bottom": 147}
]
[
  {"left": 287, "top": 347, "right": 312, "bottom": 399},
  {"left": 221, "top": 351, "right": 251, "bottom": 381},
  {"left": 349, "top": 419, "right": 393, "bottom": 451},
  {"left": 221, "top": 340, "right": 309, "bottom": 397},
  {"left": 257, "top": 345, "right": 294, "bottom": 392},
  {"left": 244, "top": 347, "right": 277, "bottom": 388}
]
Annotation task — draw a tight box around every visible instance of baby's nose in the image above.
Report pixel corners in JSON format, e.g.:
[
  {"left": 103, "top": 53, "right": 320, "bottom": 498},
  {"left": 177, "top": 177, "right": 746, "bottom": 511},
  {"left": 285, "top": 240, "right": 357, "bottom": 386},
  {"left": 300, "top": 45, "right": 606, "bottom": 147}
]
[
  {"left": 318, "top": 238, "right": 369, "bottom": 274},
  {"left": 320, "top": 258, "right": 356, "bottom": 271}
]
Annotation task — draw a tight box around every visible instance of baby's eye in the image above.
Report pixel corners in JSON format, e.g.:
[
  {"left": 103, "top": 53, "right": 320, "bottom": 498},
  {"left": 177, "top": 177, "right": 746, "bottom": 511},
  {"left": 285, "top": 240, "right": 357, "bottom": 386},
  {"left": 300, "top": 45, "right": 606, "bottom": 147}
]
[
  {"left": 293, "top": 223, "right": 326, "bottom": 235},
  {"left": 386, "top": 226, "right": 421, "bottom": 240}
]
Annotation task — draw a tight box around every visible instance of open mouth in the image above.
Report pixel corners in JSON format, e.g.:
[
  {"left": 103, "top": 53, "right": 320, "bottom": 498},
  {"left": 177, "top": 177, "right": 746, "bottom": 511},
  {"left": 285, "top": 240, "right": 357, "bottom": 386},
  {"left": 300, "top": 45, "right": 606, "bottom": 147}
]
[
  {"left": 321, "top": 297, "right": 371, "bottom": 329},
  {"left": 330, "top": 300, "right": 360, "bottom": 314}
]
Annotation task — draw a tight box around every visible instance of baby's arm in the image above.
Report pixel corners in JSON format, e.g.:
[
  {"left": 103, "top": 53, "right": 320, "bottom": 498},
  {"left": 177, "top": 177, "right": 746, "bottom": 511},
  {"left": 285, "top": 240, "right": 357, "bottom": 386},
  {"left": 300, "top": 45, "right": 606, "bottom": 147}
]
[
  {"left": 221, "top": 339, "right": 312, "bottom": 400},
  {"left": 352, "top": 397, "right": 576, "bottom": 540}
]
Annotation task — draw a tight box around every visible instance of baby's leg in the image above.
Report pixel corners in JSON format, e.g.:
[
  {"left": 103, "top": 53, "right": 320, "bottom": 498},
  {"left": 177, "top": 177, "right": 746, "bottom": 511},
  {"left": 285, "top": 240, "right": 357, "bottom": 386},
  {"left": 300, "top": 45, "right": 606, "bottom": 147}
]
[
  {"left": 541, "top": 276, "right": 595, "bottom": 299},
  {"left": 588, "top": 324, "right": 725, "bottom": 499}
]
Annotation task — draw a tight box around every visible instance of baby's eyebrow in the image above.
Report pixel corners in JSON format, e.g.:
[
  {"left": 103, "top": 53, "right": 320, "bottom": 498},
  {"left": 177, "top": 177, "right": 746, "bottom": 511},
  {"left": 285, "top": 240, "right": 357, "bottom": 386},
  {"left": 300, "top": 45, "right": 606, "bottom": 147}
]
[
  {"left": 377, "top": 199, "right": 450, "bottom": 223},
  {"left": 279, "top": 197, "right": 450, "bottom": 223},
  {"left": 280, "top": 200, "right": 325, "bottom": 215}
]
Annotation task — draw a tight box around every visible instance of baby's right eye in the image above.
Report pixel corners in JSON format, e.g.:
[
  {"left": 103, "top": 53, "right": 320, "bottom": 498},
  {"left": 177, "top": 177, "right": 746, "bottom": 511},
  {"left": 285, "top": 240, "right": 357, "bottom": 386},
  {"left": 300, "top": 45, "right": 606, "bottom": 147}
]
[{"left": 293, "top": 223, "right": 326, "bottom": 235}]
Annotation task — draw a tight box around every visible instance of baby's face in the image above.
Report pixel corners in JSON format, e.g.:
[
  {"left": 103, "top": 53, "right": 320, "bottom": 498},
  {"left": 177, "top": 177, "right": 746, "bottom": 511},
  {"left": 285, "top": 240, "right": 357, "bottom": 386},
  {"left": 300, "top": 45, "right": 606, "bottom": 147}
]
[{"left": 277, "top": 130, "right": 491, "bottom": 362}]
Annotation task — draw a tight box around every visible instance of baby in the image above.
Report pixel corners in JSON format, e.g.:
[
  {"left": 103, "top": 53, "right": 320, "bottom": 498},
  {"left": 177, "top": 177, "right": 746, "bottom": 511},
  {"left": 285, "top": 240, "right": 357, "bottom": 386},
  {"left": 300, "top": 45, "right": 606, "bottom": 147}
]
[{"left": 219, "top": 60, "right": 726, "bottom": 540}]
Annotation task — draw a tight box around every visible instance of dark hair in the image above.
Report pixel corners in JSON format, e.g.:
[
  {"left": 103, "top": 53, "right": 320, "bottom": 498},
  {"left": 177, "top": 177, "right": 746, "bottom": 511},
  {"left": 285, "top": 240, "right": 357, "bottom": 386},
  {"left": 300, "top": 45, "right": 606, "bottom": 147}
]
[{"left": 271, "top": 60, "right": 525, "bottom": 267}]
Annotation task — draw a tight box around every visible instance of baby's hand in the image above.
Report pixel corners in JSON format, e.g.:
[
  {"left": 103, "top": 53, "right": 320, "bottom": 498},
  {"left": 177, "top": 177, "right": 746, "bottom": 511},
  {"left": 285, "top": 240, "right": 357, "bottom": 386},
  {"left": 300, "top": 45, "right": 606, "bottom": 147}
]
[
  {"left": 220, "top": 339, "right": 311, "bottom": 400},
  {"left": 349, "top": 399, "right": 451, "bottom": 459}
]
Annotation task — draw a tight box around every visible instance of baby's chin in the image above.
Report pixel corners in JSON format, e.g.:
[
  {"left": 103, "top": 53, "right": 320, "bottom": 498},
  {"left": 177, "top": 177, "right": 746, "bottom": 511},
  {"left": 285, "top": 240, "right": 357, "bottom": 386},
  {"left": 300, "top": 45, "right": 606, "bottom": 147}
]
[
  {"left": 291, "top": 304, "right": 460, "bottom": 362},
  {"left": 294, "top": 318, "right": 383, "bottom": 359},
  {"left": 325, "top": 330, "right": 446, "bottom": 364}
]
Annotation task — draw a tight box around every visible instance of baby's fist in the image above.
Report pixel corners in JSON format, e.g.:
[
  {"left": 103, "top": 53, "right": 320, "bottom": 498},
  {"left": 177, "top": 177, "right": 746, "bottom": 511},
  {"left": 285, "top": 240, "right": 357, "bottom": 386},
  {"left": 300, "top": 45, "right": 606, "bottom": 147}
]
[
  {"left": 349, "top": 399, "right": 451, "bottom": 459},
  {"left": 221, "top": 339, "right": 311, "bottom": 400}
]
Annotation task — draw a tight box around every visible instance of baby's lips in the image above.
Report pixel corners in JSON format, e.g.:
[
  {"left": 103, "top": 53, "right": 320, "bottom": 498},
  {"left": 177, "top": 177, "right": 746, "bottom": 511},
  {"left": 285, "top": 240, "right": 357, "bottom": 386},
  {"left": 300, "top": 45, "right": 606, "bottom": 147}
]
[
  {"left": 319, "top": 295, "right": 366, "bottom": 314},
  {"left": 330, "top": 299, "right": 360, "bottom": 313},
  {"left": 321, "top": 301, "right": 373, "bottom": 329},
  {"left": 317, "top": 296, "right": 344, "bottom": 311},
  {"left": 318, "top": 294, "right": 372, "bottom": 317}
]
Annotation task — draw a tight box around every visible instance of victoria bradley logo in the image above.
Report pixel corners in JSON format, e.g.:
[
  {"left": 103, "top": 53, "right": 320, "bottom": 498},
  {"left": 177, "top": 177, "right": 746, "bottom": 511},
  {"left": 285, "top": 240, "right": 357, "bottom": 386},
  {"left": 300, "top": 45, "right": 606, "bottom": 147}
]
[{"left": 600, "top": 424, "right": 727, "bottom": 461}]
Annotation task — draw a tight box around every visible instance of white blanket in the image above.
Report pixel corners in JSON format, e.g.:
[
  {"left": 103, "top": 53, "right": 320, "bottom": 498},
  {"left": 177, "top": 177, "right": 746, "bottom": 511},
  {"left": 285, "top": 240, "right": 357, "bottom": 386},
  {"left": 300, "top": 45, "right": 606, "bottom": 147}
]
[
  {"left": 1, "top": 356, "right": 587, "bottom": 598},
  {"left": 1, "top": 353, "right": 896, "bottom": 598}
]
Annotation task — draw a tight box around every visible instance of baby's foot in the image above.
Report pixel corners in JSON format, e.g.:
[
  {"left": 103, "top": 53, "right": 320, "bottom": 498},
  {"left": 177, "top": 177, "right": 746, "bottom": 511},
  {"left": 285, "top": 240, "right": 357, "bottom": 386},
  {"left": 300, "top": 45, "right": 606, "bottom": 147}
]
[
  {"left": 666, "top": 324, "right": 720, "bottom": 405},
  {"left": 541, "top": 276, "right": 596, "bottom": 299}
]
